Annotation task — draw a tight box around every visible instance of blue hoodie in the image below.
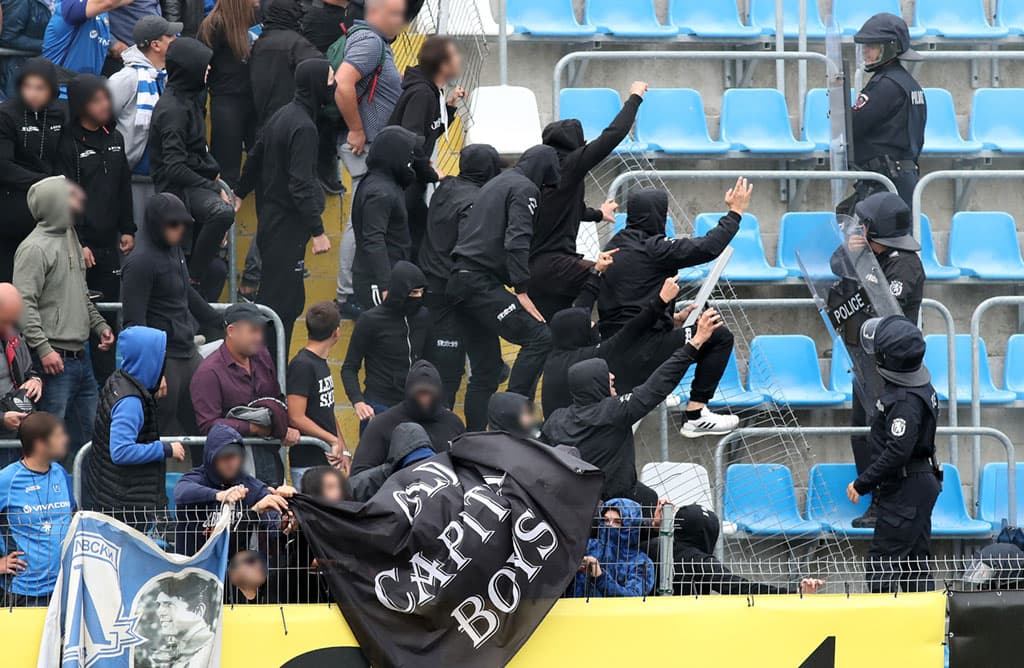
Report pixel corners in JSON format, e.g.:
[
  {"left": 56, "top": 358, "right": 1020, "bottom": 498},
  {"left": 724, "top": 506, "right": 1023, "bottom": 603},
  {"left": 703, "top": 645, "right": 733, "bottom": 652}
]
[
  {"left": 572, "top": 497, "right": 655, "bottom": 598},
  {"left": 173, "top": 424, "right": 269, "bottom": 508},
  {"left": 108, "top": 326, "right": 169, "bottom": 466}
]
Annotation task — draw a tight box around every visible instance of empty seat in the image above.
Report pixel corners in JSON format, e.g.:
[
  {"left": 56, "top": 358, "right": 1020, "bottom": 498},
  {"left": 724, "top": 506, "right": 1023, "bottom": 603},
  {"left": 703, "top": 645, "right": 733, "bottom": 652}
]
[
  {"left": 669, "top": 350, "right": 768, "bottom": 408},
  {"left": 1004, "top": 334, "right": 1024, "bottom": 398},
  {"left": 807, "top": 464, "right": 873, "bottom": 537},
  {"left": 466, "top": 86, "right": 542, "bottom": 154},
  {"left": 916, "top": 0, "right": 1010, "bottom": 38},
  {"left": 612, "top": 212, "right": 675, "bottom": 238},
  {"left": 922, "top": 88, "right": 985, "bottom": 154},
  {"left": 997, "top": 0, "right": 1024, "bottom": 34},
  {"left": 970, "top": 89, "right": 1024, "bottom": 152},
  {"left": 669, "top": 0, "right": 761, "bottom": 38},
  {"left": 833, "top": 0, "right": 927, "bottom": 37},
  {"left": 586, "top": 0, "right": 677, "bottom": 36},
  {"left": 932, "top": 465, "right": 995, "bottom": 537},
  {"left": 978, "top": 462, "right": 1024, "bottom": 529},
  {"left": 166, "top": 472, "right": 183, "bottom": 511},
  {"left": 776, "top": 211, "right": 841, "bottom": 280},
  {"left": 694, "top": 212, "right": 788, "bottom": 281},
  {"left": 802, "top": 88, "right": 831, "bottom": 151},
  {"left": 748, "top": 335, "right": 847, "bottom": 406},
  {"left": 924, "top": 334, "right": 1016, "bottom": 404},
  {"left": 559, "top": 88, "right": 648, "bottom": 153},
  {"left": 828, "top": 342, "right": 854, "bottom": 400},
  {"left": 720, "top": 89, "right": 816, "bottom": 154},
  {"left": 948, "top": 211, "right": 1024, "bottom": 279},
  {"left": 749, "top": 0, "right": 827, "bottom": 38},
  {"left": 506, "top": 0, "right": 596, "bottom": 35},
  {"left": 919, "top": 214, "right": 962, "bottom": 280},
  {"left": 640, "top": 462, "right": 714, "bottom": 510},
  {"left": 634, "top": 88, "right": 731, "bottom": 154},
  {"left": 724, "top": 463, "right": 823, "bottom": 537}
]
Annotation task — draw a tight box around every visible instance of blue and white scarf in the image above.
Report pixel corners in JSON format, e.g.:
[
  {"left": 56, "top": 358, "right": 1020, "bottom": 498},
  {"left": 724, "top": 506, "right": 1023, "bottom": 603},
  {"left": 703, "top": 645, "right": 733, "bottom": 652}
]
[{"left": 133, "top": 64, "right": 165, "bottom": 128}]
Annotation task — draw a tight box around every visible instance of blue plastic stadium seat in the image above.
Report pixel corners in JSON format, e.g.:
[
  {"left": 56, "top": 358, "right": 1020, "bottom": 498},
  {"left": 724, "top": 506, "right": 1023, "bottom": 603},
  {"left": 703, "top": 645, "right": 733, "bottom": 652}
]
[
  {"left": 970, "top": 89, "right": 1024, "bottom": 152},
  {"left": 558, "top": 88, "right": 649, "bottom": 153},
  {"left": 669, "top": 0, "right": 761, "bottom": 38},
  {"left": 776, "top": 212, "right": 840, "bottom": 280},
  {"left": 919, "top": 214, "right": 961, "bottom": 280},
  {"left": 922, "top": 88, "right": 984, "bottom": 154},
  {"left": 997, "top": 0, "right": 1024, "bottom": 34},
  {"left": 948, "top": 211, "right": 1024, "bottom": 279},
  {"left": 166, "top": 472, "right": 183, "bottom": 512},
  {"left": 724, "top": 463, "right": 823, "bottom": 537},
  {"left": 672, "top": 351, "right": 767, "bottom": 408},
  {"left": 634, "top": 89, "right": 731, "bottom": 154},
  {"left": 802, "top": 88, "right": 830, "bottom": 151},
  {"left": 748, "top": 335, "right": 847, "bottom": 406},
  {"left": 915, "top": 0, "right": 1010, "bottom": 38},
  {"left": 978, "top": 462, "right": 1024, "bottom": 529},
  {"left": 828, "top": 341, "right": 854, "bottom": 400},
  {"left": 506, "top": 0, "right": 597, "bottom": 35},
  {"left": 586, "top": 0, "right": 677, "bottom": 36},
  {"left": 1004, "top": 334, "right": 1024, "bottom": 398},
  {"left": 749, "top": 0, "right": 827, "bottom": 37},
  {"left": 833, "top": 0, "right": 927, "bottom": 37},
  {"left": 932, "top": 464, "right": 994, "bottom": 537},
  {"left": 693, "top": 212, "right": 788, "bottom": 281},
  {"left": 612, "top": 212, "right": 675, "bottom": 238},
  {"left": 807, "top": 464, "right": 873, "bottom": 537},
  {"left": 924, "top": 334, "right": 1016, "bottom": 405},
  {"left": 720, "top": 89, "right": 816, "bottom": 154}
]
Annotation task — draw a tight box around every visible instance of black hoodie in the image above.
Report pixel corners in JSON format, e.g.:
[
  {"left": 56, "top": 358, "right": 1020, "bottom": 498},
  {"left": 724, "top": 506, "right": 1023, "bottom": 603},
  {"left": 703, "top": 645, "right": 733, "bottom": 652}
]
[
  {"left": 57, "top": 74, "right": 135, "bottom": 249},
  {"left": 0, "top": 57, "right": 64, "bottom": 201},
  {"left": 541, "top": 346, "right": 697, "bottom": 502},
  {"left": 348, "top": 421, "right": 433, "bottom": 501},
  {"left": 238, "top": 58, "right": 331, "bottom": 237},
  {"left": 486, "top": 391, "right": 531, "bottom": 436},
  {"left": 597, "top": 188, "right": 740, "bottom": 338},
  {"left": 351, "top": 125, "right": 419, "bottom": 292},
  {"left": 388, "top": 65, "right": 456, "bottom": 183},
  {"left": 419, "top": 143, "right": 502, "bottom": 288},
  {"left": 349, "top": 359, "right": 465, "bottom": 476},
  {"left": 451, "top": 144, "right": 560, "bottom": 291},
  {"left": 341, "top": 260, "right": 431, "bottom": 406},
  {"left": 121, "top": 193, "right": 221, "bottom": 359},
  {"left": 150, "top": 38, "right": 222, "bottom": 196},
  {"left": 250, "top": 0, "right": 321, "bottom": 127},
  {"left": 531, "top": 94, "right": 641, "bottom": 259}
]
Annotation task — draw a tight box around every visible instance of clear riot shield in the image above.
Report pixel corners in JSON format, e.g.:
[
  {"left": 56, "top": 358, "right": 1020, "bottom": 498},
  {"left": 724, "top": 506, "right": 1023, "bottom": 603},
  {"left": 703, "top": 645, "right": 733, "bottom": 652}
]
[
  {"left": 825, "top": 14, "right": 852, "bottom": 208},
  {"left": 793, "top": 214, "right": 903, "bottom": 419}
]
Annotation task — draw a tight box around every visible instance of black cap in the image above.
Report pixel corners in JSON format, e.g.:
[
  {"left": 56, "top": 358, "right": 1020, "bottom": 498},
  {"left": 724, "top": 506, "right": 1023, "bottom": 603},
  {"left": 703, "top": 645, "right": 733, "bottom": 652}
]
[
  {"left": 225, "top": 302, "right": 272, "bottom": 326},
  {"left": 855, "top": 192, "right": 920, "bottom": 252},
  {"left": 854, "top": 12, "right": 921, "bottom": 61},
  {"left": 134, "top": 15, "right": 184, "bottom": 48},
  {"left": 872, "top": 315, "right": 930, "bottom": 386}
]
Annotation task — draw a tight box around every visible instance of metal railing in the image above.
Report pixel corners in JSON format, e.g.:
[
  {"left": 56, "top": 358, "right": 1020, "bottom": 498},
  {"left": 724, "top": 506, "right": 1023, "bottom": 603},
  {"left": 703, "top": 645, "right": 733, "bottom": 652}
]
[{"left": 911, "top": 169, "right": 1024, "bottom": 241}]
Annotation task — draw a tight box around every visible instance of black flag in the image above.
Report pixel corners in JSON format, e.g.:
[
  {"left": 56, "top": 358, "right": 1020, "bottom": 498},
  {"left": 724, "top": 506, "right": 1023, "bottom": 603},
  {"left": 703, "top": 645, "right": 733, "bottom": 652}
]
[{"left": 291, "top": 432, "right": 604, "bottom": 668}]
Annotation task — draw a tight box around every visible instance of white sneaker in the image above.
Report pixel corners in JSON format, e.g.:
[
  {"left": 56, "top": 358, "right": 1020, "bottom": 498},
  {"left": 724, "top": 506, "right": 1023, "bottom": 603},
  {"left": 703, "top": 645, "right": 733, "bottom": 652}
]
[{"left": 680, "top": 408, "right": 740, "bottom": 438}]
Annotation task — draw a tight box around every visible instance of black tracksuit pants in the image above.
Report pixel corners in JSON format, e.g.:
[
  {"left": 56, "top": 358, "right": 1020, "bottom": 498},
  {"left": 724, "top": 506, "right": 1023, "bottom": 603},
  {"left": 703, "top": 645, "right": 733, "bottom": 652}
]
[
  {"left": 423, "top": 284, "right": 465, "bottom": 409},
  {"left": 209, "top": 94, "right": 257, "bottom": 191},
  {"left": 182, "top": 185, "right": 235, "bottom": 291},
  {"left": 528, "top": 251, "right": 595, "bottom": 323},
  {"left": 256, "top": 221, "right": 308, "bottom": 363},
  {"left": 866, "top": 470, "right": 941, "bottom": 593},
  {"left": 446, "top": 269, "right": 552, "bottom": 431},
  {"left": 611, "top": 324, "right": 733, "bottom": 400}
]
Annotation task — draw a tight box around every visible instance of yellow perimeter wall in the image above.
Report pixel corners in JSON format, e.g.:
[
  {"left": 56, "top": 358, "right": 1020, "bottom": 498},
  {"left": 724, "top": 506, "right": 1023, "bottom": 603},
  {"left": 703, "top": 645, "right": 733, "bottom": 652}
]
[{"left": 3, "top": 593, "right": 945, "bottom": 667}]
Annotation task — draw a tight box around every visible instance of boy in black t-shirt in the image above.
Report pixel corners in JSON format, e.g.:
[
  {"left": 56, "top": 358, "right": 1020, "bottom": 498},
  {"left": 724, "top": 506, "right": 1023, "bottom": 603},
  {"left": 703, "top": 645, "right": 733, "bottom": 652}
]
[{"left": 287, "top": 302, "right": 350, "bottom": 481}]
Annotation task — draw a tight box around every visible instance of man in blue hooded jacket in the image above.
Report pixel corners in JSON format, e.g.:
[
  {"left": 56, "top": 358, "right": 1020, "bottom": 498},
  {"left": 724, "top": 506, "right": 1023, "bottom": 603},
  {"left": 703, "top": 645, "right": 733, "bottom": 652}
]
[{"left": 572, "top": 498, "right": 654, "bottom": 598}]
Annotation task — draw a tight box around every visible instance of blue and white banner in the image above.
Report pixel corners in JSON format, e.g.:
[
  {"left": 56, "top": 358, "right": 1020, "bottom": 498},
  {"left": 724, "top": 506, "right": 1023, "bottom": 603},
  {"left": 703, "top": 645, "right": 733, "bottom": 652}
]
[{"left": 38, "top": 509, "right": 231, "bottom": 668}]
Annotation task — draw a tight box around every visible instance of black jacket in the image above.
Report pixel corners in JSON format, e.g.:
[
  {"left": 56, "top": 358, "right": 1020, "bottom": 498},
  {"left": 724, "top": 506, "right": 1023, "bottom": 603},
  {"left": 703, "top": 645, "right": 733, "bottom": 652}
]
[
  {"left": 451, "top": 144, "right": 560, "bottom": 291},
  {"left": 250, "top": 0, "right": 321, "bottom": 127},
  {"left": 0, "top": 58, "right": 64, "bottom": 207},
  {"left": 121, "top": 193, "right": 221, "bottom": 359},
  {"left": 854, "top": 382, "right": 938, "bottom": 495},
  {"left": 388, "top": 65, "right": 456, "bottom": 183},
  {"left": 541, "top": 348, "right": 697, "bottom": 501},
  {"left": 351, "top": 125, "right": 418, "bottom": 292},
  {"left": 350, "top": 359, "right": 465, "bottom": 475},
  {"left": 300, "top": 2, "right": 346, "bottom": 53},
  {"left": 341, "top": 261, "right": 430, "bottom": 406},
  {"left": 162, "top": 0, "right": 204, "bottom": 38},
  {"left": 531, "top": 94, "right": 641, "bottom": 259},
  {"left": 598, "top": 188, "right": 739, "bottom": 338},
  {"left": 852, "top": 61, "right": 926, "bottom": 165},
  {"left": 57, "top": 74, "right": 135, "bottom": 250},
  {"left": 150, "top": 37, "right": 221, "bottom": 196},
  {"left": 419, "top": 143, "right": 502, "bottom": 288},
  {"left": 349, "top": 422, "right": 432, "bottom": 501},
  {"left": 486, "top": 391, "right": 531, "bottom": 436},
  {"left": 238, "top": 58, "right": 331, "bottom": 237},
  {"left": 204, "top": 21, "right": 254, "bottom": 99}
]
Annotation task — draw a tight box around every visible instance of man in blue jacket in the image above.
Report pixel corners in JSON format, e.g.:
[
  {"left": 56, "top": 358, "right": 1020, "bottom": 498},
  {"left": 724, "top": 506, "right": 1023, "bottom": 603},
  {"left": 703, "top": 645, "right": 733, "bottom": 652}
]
[{"left": 572, "top": 498, "right": 655, "bottom": 598}]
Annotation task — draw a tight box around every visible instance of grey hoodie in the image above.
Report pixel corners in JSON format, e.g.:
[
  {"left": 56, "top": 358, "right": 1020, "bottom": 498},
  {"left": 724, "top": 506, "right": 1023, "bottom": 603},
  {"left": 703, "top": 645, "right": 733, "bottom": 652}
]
[
  {"left": 108, "top": 46, "right": 163, "bottom": 170},
  {"left": 14, "top": 176, "right": 109, "bottom": 357}
]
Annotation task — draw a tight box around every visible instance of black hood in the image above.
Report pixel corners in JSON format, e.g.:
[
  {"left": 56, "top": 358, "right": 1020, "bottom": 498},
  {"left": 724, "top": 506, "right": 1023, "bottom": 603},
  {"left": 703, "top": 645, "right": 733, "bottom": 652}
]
[
  {"left": 383, "top": 260, "right": 426, "bottom": 308},
  {"left": 458, "top": 144, "right": 502, "bottom": 186},
  {"left": 263, "top": 0, "right": 304, "bottom": 31},
  {"left": 293, "top": 57, "right": 335, "bottom": 115},
  {"left": 542, "top": 119, "right": 585, "bottom": 158},
  {"left": 66, "top": 74, "right": 109, "bottom": 126},
  {"left": 166, "top": 37, "right": 213, "bottom": 94},
  {"left": 550, "top": 307, "right": 598, "bottom": 351},
  {"left": 399, "top": 65, "right": 438, "bottom": 95},
  {"left": 403, "top": 359, "right": 444, "bottom": 420},
  {"left": 15, "top": 57, "right": 59, "bottom": 107},
  {"left": 625, "top": 188, "right": 669, "bottom": 237},
  {"left": 673, "top": 504, "right": 720, "bottom": 556},
  {"left": 387, "top": 422, "right": 433, "bottom": 466},
  {"left": 487, "top": 392, "right": 531, "bottom": 434},
  {"left": 143, "top": 193, "right": 193, "bottom": 248},
  {"left": 568, "top": 358, "right": 611, "bottom": 406},
  {"left": 514, "top": 144, "right": 560, "bottom": 188},
  {"left": 366, "top": 125, "right": 419, "bottom": 187}
]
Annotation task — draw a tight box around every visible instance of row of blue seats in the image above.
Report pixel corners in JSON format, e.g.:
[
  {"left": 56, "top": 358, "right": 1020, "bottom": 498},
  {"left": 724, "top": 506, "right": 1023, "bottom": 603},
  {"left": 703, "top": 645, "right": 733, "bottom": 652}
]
[
  {"left": 511, "top": 0, "right": 1024, "bottom": 39},
  {"left": 724, "top": 462, "right": 994, "bottom": 538},
  {"left": 562, "top": 87, "right": 1024, "bottom": 156},
  {"left": 671, "top": 332, "right": 1024, "bottom": 408},
  {"left": 612, "top": 210, "right": 1024, "bottom": 283}
]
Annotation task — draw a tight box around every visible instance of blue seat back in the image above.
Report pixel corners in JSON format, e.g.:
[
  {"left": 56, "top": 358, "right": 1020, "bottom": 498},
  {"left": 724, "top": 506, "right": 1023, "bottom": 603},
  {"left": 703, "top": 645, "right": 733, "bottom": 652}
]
[
  {"left": 916, "top": 0, "right": 1007, "bottom": 35},
  {"left": 669, "top": 0, "right": 755, "bottom": 34},
  {"left": 507, "top": 0, "right": 591, "bottom": 33},
  {"left": 776, "top": 211, "right": 840, "bottom": 279},
  {"left": 559, "top": 88, "right": 625, "bottom": 139},
  {"left": 919, "top": 213, "right": 961, "bottom": 279},
  {"left": 949, "top": 211, "right": 1024, "bottom": 276},
  {"left": 978, "top": 462, "right": 1024, "bottom": 527},
  {"left": 749, "top": 0, "right": 825, "bottom": 33},
  {"left": 748, "top": 335, "right": 828, "bottom": 396},
  {"left": 166, "top": 472, "right": 183, "bottom": 511},
  {"left": 997, "top": 0, "right": 1024, "bottom": 30},
  {"left": 807, "top": 463, "right": 871, "bottom": 524},
  {"left": 802, "top": 88, "right": 830, "bottom": 149},
  {"left": 724, "top": 463, "right": 803, "bottom": 526},
  {"left": 923, "top": 88, "right": 976, "bottom": 151},
  {"left": 924, "top": 334, "right": 1011, "bottom": 403},
  {"left": 635, "top": 88, "right": 720, "bottom": 149},
  {"left": 932, "top": 464, "right": 984, "bottom": 531},
  {"left": 586, "top": 0, "right": 671, "bottom": 33},
  {"left": 829, "top": 341, "right": 854, "bottom": 398},
  {"left": 970, "top": 89, "right": 1024, "bottom": 148},
  {"left": 694, "top": 212, "right": 780, "bottom": 278},
  {"left": 833, "top": 0, "right": 905, "bottom": 34},
  {"left": 720, "top": 88, "right": 803, "bottom": 149},
  {"left": 612, "top": 212, "right": 675, "bottom": 238},
  {"left": 1004, "top": 334, "right": 1024, "bottom": 396}
]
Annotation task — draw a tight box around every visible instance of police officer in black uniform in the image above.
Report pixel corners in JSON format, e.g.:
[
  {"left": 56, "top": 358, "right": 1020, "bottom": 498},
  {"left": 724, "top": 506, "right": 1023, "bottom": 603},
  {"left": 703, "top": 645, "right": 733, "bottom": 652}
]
[
  {"left": 840, "top": 12, "right": 926, "bottom": 212},
  {"left": 847, "top": 315, "right": 941, "bottom": 593}
]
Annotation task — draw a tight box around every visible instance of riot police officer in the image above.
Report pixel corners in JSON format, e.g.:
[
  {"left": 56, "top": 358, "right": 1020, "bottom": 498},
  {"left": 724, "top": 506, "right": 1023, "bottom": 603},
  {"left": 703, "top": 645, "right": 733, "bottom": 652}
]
[
  {"left": 846, "top": 315, "right": 941, "bottom": 594},
  {"left": 841, "top": 12, "right": 926, "bottom": 212}
]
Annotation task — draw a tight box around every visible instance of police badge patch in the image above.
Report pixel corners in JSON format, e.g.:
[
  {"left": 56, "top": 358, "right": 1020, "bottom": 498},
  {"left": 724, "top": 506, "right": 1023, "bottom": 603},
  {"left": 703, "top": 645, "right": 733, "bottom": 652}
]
[
  {"left": 890, "top": 280, "right": 904, "bottom": 297},
  {"left": 854, "top": 93, "right": 869, "bottom": 110},
  {"left": 890, "top": 417, "right": 907, "bottom": 437}
]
